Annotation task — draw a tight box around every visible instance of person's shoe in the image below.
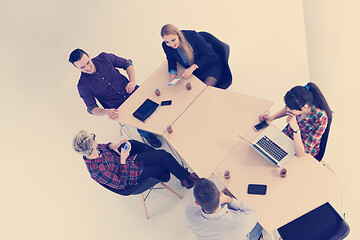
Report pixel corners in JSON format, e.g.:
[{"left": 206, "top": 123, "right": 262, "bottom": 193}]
[
  {"left": 180, "top": 173, "right": 198, "bottom": 189},
  {"left": 188, "top": 172, "right": 200, "bottom": 183},
  {"left": 181, "top": 180, "right": 186, "bottom": 187},
  {"left": 143, "top": 134, "right": 162, "bottom": 148},
  {"left": 181, "top": 179, "right": 194, "bottom": 189}
]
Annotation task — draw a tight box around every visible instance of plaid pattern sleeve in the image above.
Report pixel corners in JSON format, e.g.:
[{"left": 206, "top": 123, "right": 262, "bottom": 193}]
[
  {"left": 84, "top": 144, "right": 143, "bottom": 190},
  {"left": 283, "top": 107, "right": 328, "bottom": 157}
]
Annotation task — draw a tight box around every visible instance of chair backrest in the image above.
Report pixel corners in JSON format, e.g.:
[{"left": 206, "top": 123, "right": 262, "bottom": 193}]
[
  {"left": 315, "top": 121, "right": 331, "bottom": 162},
  {"left": 278, "top": 202, "right": 350, "bottom": 240},
  {"left": 198, "top": 31, "right": 232, "bottom": 89},
  {"left": 198, "top": 31, "right": 230, "bottom": 61},
  {"left": 99, "top": 177, "right": 163, "bottom": 196}
]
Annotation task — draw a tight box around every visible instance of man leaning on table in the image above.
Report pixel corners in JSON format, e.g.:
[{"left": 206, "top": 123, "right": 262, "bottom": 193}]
[
  {"left": 186, "top": 178, "right": 263, "bottom": 240},
  {"left": 69, "top": 48, "right": 162, "bottom": 148}
]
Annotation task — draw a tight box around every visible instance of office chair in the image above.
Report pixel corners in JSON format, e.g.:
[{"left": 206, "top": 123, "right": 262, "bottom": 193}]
[
  {"left": 198, "top": 31, "right": 232, "bottom": 89},
  {"left": 113, "top": 125, "right": 182, "bottom": 219},
  {"left": 315, "top": 122, "right": 331, "bottom": 162},
  {"left": 314, "top": 120, "right": 336, "bottom": 173},
  {"left": 100, "top": 175, "right": 182, "bottom": 220},
  {"left": 277, "top": 202, "right": 350, "bottom": 240}
]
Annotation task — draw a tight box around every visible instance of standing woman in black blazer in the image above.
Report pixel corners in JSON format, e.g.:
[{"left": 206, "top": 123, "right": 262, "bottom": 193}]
[{"left": 161, "top": 24, "right": 223, "bottom": 86}]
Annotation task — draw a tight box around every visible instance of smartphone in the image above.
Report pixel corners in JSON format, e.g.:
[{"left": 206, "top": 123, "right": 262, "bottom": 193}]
[
  {"left": 253, "top": 120, "right": 269, "bottom": 132},
  {"left": 247, "top": 184, "right": 267, "bottom": 195},
  {"left": 168, "top": 78, "right": 181, "bottom": 86},
  {"left": 161, "top": 100, "right": 172, "bottom": 106},
  {"left": 123, "top": 141, "right": 131, "bottom": 153}
]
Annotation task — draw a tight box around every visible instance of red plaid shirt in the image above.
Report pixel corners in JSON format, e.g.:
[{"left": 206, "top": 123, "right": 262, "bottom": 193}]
[
  {"left": 283, "top": 107, "right": 328, "bottom": 157},
  {"left": 83, "top": 143, "right": 143, "bottom": 190}
]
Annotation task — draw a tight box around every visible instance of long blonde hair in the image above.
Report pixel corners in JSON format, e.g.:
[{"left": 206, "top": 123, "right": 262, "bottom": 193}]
[{"left": 161, "top": 24, "right": 194, "bottom": 65}]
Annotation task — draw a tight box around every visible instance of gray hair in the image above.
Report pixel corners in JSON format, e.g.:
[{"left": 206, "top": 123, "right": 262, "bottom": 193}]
[{"left": 73, "top": 130, "right": 93, "bottom": 156}]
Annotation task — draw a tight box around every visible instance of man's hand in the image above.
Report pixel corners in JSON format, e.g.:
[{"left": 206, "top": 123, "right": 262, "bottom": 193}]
[
  {"left": 105, "top": 109, "right": 119, "bottom": 120},
  {"left": 125, "top": 81, "right": 136, "bottom": 93},
  {"left": 219, "top": 192, "right": 233, "bottom": 205}
]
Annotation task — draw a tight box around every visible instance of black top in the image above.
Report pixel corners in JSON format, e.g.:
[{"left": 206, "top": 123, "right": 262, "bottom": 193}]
[{"left": 162, "top": 30, "right": 221, "bottom": 73}]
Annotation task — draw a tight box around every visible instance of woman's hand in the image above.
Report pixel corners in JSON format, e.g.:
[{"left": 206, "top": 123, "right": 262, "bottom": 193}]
[
  {"left": 181, "top": 65, "right": 197, "bottom": 79},
  {"left": 170, "top": 74, "right": 177, "bottom": 81},
  {"left": 259, "top": 113, "right": 273, "bottom": 122},
  {"left": 286, "top": 111, "right": 306, "bottom": 156},
  {"left": 286, "top": 113, "right": 299, "bottom": 131}
]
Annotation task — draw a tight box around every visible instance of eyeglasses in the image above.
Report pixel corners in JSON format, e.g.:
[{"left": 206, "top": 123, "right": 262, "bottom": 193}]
[
  {"left": 91, "top": 133, "right": 96, "bottom": 141},
  {"left": 87, "top": 134, "right": 96, "bottom": 156}
]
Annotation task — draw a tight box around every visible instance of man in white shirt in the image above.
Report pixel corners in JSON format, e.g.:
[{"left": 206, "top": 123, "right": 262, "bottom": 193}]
[{"left": 186, "top": 178, "right": 263, "bottom": 240}]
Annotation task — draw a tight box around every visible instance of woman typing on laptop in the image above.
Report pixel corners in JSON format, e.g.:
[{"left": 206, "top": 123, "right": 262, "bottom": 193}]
[{"left": 259, "top": 82, "right": 332, "bottom": 159}]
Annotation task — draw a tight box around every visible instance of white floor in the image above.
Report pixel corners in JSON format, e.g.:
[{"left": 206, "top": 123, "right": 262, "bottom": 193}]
[{"left": 1, "top": 1, "right": 359, "bottom": 239}]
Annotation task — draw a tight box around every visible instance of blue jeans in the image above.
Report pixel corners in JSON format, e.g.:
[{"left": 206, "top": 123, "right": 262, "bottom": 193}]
[
  {"left": 137, "top": 129, "right": 153, "bottom": 139},
  {"left": 249, "top": 222, "right": 263, "bottom": 240}
]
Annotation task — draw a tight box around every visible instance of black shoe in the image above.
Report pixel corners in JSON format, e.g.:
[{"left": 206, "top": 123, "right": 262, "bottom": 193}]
[
  {"left": 189, "top": 172, "right": 200, "bottom": 183},
  {"left": 181, "top": 179, "right": 194, "bottom": 189},
  {"left": 144, "top": 134, "right": 162, "bottom": 148}
]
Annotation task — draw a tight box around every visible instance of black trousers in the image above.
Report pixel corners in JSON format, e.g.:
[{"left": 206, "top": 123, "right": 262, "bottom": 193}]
[{"left": 120, "top": 140, "right": 189, "bottom": 182}]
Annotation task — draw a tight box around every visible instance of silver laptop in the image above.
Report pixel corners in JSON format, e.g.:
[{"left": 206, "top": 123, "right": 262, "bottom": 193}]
[{"left": 239, "top": 125, "right": 295, "bottom": 167}]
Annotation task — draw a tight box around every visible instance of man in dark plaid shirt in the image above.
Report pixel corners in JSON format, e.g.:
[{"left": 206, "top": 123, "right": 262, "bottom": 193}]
[{"left": 69, "top": 49, "right": 161, "bottom": 148}]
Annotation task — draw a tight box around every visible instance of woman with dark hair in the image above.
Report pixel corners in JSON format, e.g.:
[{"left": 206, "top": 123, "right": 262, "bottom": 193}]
[
  {"left": 259, "top": 82, "right": 332, "bottom": 158},
  {"left": 160, "top": 24, "right": 223, "bottom": 86}
]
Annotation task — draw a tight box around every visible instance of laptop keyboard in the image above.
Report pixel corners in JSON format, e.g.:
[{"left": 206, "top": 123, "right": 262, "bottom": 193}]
[{"left": 256, "top": 136, "right": 288, "bottom": 161}]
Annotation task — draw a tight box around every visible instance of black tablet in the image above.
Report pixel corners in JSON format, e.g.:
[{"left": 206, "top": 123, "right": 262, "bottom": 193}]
[{"left": 133, "top": 99, "right": 159, "bottom": 122}]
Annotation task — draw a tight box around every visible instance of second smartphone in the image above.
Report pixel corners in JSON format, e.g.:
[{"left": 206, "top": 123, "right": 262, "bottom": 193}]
[
  {"left": 247, "top": 184, "right": 267, "bottom": 195},
  {"left": 161, "top": 100, "right": 172, "bottom": 106},
  {"left": 253, "top": 120, "right": 269, "bottom": 131}
]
